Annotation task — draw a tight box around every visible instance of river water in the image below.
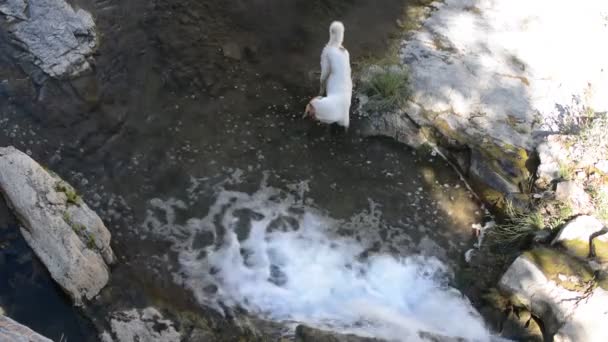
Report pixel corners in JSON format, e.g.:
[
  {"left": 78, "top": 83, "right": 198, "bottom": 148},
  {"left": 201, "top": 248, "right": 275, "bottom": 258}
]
[{"left": 0, "top": 0, "right": 491, "bottom": 340}]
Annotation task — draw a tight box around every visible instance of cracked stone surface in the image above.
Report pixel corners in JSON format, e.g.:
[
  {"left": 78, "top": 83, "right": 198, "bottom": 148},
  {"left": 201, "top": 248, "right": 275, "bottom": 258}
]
[
  {"left": 102, "top": 308, "right": 181, "bottom": 342},
  {"left": 0, "top": 0, "right": 97, "bottom": 78},
  {"left": 0, "top": 146, "right": 115, "bottom": 305}
]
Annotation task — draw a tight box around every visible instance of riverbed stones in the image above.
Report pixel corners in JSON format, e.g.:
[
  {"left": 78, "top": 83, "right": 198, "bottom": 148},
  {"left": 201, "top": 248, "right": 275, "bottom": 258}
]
[
  {"left": 0, "top": 315, "right": 53, "bottom": 342},
  {"left": 499, "top": 248, "right": 608, "bottom": 341},
  {"left": 0, "top": 146, "right": 115, "bottom": 305},
  {"left": 0, "top": 0, "right": 97, "bottom": 78},
  {"left": 102, "top": 308, "right": 181, "bottom": 342}
]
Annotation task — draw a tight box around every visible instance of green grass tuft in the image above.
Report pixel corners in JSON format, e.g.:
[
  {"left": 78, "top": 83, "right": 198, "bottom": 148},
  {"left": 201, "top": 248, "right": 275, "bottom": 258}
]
[
  {"left": 558, "top": 162, "right": 575, "bottom": 181},
  {"left": 360, "top": 66, "right": 411, "bottom": 112},
  {"left": 55, "top": 181, "right": 82, "bottom": 206},
  {"left": 487, "top": 201, "right": 545, "bottom": 246}
]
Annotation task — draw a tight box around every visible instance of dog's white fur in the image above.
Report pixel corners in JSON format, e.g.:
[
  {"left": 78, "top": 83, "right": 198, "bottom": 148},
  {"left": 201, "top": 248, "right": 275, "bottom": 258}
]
[{"left": 304, "top": 21, "right": 352, "bottom": 129}]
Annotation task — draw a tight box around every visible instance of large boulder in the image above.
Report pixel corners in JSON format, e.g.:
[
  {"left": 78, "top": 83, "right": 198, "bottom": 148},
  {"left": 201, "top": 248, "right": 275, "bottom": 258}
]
[
  {"left": 0, "top": 0, "right": 97, "bottom": 79},
  {"left": 0, "top": 315, "right": 53, "bottom": 342},
  {"left": 552, "top": 215, "right": 608, "bottom": 263},
  {"left": 373, "top": 0, "right": 608, "bottom": 197},
  {"left": 555, "top": 181, "right": 593, "bottom": 215},
  {"left": 499, "top": 248, "right": 608, "bottom": 341},
  {"left": 0, "top": 146, "right": 115, "bottom": 305},
  {"left": 101, "top": 308, "right": 181, "bottom": 342}
]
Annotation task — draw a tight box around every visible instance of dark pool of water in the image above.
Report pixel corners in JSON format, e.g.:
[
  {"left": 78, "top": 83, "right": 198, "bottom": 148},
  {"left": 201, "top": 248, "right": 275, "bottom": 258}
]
[{"left": 0, "top": 0, "right": 482, "bottom": 340}]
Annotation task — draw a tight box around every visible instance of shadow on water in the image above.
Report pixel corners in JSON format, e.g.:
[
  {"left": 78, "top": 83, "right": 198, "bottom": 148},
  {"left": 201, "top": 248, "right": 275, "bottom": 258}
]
[
  {"left": 0, "top": 0, "right": 485, "bottom": 340},
  {"left": 0, "top": 200, "right": 97, "bottom": 341}
]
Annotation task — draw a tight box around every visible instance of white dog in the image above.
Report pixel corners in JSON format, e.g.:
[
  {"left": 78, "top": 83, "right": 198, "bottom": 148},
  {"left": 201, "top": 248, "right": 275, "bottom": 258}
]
[{"left": 304, "top": 21, "right": 352, "bottom": 130}]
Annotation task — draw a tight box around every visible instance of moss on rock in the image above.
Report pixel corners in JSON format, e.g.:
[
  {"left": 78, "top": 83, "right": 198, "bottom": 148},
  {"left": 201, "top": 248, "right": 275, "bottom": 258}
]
[
  {"left": 560, "top": 238, "right": 608, "bottom": 264},
  {"left": 55, "top": 180, "right": 82, "bottom": 206},
  {"left": 523, "top": 247, "right": 607, "bottom": 291}
]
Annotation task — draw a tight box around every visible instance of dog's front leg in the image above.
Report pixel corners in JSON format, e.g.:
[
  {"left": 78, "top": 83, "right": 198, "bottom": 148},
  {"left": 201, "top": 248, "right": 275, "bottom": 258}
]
[{"left": 319, "top": 50, "right": 330, "bottom": 96}]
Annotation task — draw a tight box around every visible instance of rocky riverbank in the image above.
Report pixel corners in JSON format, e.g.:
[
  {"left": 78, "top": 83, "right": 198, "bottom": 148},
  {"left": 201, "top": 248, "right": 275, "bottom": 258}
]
[{"left": 356, "top": 0, "right": 608, "bottom": 340}]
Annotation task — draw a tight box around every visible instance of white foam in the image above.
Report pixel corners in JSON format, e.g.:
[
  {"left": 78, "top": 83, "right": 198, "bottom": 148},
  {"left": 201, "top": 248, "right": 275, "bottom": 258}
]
[{"left": 151, "top": 183, "right": 492, "bottom": 341}]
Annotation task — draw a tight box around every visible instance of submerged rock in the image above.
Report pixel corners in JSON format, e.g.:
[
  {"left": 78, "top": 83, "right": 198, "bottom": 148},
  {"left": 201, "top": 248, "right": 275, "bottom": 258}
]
[
  {"left": 0, "top": 315, "right": 52, "bottom": 342},
  {"left": 0, "top": 146, "right": 115, "bottom": 305},
  {"left": 499, "top": 248, "right": 608, "bottom": 341},
  {"left": 102, "top": 308, "right": 181, "bottom": 342},
  {"left": 358, "top": 108, "right": 427, "bottom": 148},
  {"left": 0, "top": 0, "right": 97, "bottom": 78}
]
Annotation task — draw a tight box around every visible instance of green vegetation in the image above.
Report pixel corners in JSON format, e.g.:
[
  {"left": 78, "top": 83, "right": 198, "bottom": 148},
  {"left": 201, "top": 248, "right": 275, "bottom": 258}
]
[
  {"left": 360, "top": 66, "right": 411, "bottom": 111},
  {"left": 524, "top": 247, "right": 608, "bottom": 291},
  {"left": 558, "top": 162, "right": 575, "bottom": 181},
  {"left": 55, "top": 181, "right": 82, "bottom": 206},
  {"left": 560, "top": 239, "right": 608, "bottom": 263},
  {"left": 87, "top": 235, "right": 97, "bottom": 249},
  {"left": 486, "top": 201, "right": 544, "bottom": 245},
  {"left": 546, "top": 201, "right": 574, "bottom": 230},
  {"left": 62, "top": 211, "right": 96, "bottom": 250}
]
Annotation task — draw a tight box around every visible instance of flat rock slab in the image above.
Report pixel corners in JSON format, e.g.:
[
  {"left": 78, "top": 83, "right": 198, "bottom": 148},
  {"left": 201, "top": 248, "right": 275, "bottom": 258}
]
[
  {"left": 401, "top": 0, "right": 608, "bottom": 150},
  {"left": 0, "top": 0, "right": 97, "bottom": 78},
  {"left": 0, "top": 315, "right": 53, "bottom": 342},
  {"left": 0, "top": 146, "right": 115, "bottom": 305},
  {"left": 101, "top": 308, "right": 181, "bottom": 342}
]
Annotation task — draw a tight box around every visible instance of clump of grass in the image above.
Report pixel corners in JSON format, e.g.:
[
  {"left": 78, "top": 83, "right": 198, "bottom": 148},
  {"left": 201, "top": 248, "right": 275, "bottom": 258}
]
[
  {"left": 360, "top": 65, "right": 411, "bottom": 112},
  {"left": 55, "top": 181, "right": 82, "bottom": 206},
  {"left": 487, "top": 201, "right": 545, "bottom": 245},
  {"left": 547, "top": 201, "right": 574, "bottom": 230},
  {"left": 62, "top": 211, "right": 94, "bottom": 249},
  {"left": 87, "top": 235, "right": 97, "bottom": 249},
  {"left": 558, "top": 162, "right": 575, "bottom": 181}
]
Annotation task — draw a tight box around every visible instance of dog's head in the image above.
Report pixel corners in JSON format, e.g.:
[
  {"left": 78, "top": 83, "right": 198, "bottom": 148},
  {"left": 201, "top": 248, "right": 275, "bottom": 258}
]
[{"left": 303, "top": 97, "right": 321, "bottom": 119}]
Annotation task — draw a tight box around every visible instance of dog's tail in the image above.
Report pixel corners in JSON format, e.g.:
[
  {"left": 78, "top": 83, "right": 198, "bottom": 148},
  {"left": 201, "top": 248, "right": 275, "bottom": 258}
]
[{"left": 328, "top": 21, "right": 345, "bottom": 46}]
